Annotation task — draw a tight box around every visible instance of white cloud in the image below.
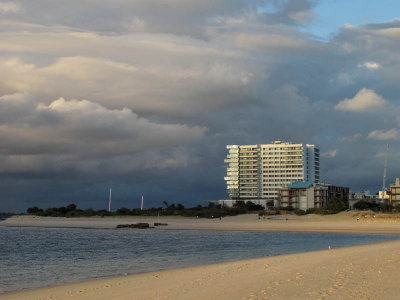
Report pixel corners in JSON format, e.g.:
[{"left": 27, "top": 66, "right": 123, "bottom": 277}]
[
  {"left": 322, "top": 149, "right": 338, "bottom": 158},
  {"left": 0, "top": 94, "right": 206, "bottom": 159},
  {"left": 0, "top": 52, "right": 256, "bottom": 117},
  {"left": 336, "top": 72, "right": 353, "bottom": 85},
  {"left": 334, "top": 88, "right": 386, "bottom": 112},
  {"left": 352, "top": 133, "right": 362, "bottom": 141},
  {"left": 358, "top": 62, "right": 381, "bottom": 70},
  {"left": 344, "top": 24, "right": 355, "bottom": 29},
  {"left": 235, "top": 32, "right": 313, "bottom": 50},
  {"left": 0, "top": 2, "right": 19, "bottom": 14},
  {"left": 376, "top": 28, "right": 400, "bottom": 39},
  {"left": 288, "top": 10, "right": 314, "bottom": 24},
  {"left": 368, "top": 128, "right": 399, "bottom": 140}
]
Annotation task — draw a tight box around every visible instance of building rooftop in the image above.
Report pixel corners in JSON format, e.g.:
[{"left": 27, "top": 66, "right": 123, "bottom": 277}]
[{"left": 287, "top": 180, "right": 314, "bottom": 189}]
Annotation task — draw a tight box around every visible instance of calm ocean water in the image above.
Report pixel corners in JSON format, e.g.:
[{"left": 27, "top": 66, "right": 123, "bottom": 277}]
[{"left": 0, "top": 227, "right": 398, "bottom": 294}]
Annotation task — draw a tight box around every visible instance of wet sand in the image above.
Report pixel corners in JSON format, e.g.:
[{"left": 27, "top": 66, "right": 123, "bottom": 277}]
[{"left": 1, "top": 240, "right": 399, "bottom": 300}]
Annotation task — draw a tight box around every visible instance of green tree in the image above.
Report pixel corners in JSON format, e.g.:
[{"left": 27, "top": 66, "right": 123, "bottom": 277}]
[
  {"left": 116, "top": 207, "right": 131, "bottom": 215},
  {"left": 326, "top": 198, "right": 347, "bottom": 212},
  {"left": 66, "top": 204, "right": 77, "bottom": 212},
  {"left": 379, "top": 203, "right": 393, "bottom": 213},
  {"left": 353, "top": 200, "right": 374, "bottom": 210},
  {"left": 27, "top": 206, "right": 42, "bottom": 214}
]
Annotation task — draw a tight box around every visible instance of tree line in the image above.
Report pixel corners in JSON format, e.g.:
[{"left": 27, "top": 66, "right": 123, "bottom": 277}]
[
  {"left": 26, "top": 201, "right": 265, "bottom": 218},
  {"left": 27, "top": 198, "right": 396, "bottom": 219},
  {"left": 352, "top": 200, "right": 398, "bottom": 213}
]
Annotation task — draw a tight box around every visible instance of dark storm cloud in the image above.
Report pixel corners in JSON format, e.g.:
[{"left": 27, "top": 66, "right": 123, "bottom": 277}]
[{"left": 1, "top": 0, "right": 400, "bottom": 212}]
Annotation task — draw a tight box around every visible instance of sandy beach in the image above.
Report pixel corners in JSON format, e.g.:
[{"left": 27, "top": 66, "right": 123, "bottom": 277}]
[
  {"left": 3, "top": 212, "right": 400, "bottom": 234},
  {"left": 1, "top": 239, "right": 399, "bottom": 300},
  {"left": 2, "top": 213, "right": 400, "bottom": 299}
]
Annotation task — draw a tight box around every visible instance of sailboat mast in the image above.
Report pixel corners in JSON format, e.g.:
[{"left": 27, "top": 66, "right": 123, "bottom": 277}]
[{"left": 108, "top": 188, "right": 112, "bottom": 212}]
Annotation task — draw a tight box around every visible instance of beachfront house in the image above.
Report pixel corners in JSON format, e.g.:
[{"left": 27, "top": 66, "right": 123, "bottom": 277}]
[{"left": 277, "top": 181, "right": 349, "bottom": 210}]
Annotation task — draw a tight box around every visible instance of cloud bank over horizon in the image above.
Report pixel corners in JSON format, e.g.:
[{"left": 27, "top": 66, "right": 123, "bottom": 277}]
[{"left": 1, "top": 0, "right": 400, "bottom": 211}]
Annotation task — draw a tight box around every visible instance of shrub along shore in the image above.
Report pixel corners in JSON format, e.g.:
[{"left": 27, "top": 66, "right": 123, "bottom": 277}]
[{"left": 26, "top": 197, "right": 400, "bottom": 219}]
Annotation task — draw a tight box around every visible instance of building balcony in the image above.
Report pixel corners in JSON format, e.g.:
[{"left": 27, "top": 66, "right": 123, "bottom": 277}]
[
  {"left": 240, "top": 187, "right": 259, "bottom": 189},
  {"left": 225, "top": 159, "right": 239, "bottom": 163}
]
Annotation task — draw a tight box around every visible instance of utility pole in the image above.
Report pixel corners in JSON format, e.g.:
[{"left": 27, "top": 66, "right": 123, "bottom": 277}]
[{"left": 381, "top": 144, "right": 389, "bottom": 203}]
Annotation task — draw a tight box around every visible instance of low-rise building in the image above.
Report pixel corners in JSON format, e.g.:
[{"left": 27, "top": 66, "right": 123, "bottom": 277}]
[
  {"left": 378, "top": 190, "right": 390, "bottom": 202},
  {"left": 277, "top": 181, "right": 350, "bottom": 210},
  {"left": 352, "top": 190, "right": 376, "bottom": 201},
  {"left": 349, "top": 190, "right": 378, "bottom": 209},
  {"left": 390, "top": 178, "right": 400, "bottom": 206},
  {"left": 325, "top": 184, "right": 350, "bottom": 201},
  {"left": 277, "top": 181, "right": 328, "bottom": 210}
]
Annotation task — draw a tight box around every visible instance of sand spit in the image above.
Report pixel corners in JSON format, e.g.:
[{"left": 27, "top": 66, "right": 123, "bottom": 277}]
[
  {"left": 2, "top": 213, "right": 400, "bottom": 234},
  {"left": 2, "top": 240, "right": 400, "bottom": 300}
]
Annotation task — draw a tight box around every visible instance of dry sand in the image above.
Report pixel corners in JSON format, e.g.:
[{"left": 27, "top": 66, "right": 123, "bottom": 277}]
[
  {"left": 2, "top": 240, "right": 400, "bottom": 300},
  {"left": 3, "top": 212, "right": 400, "bottom": 234},
  {"left": 2, "top": 213, "right": 400, "bottom": 299}
]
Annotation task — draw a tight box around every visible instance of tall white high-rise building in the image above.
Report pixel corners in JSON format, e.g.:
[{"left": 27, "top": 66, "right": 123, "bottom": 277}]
[{"left": 224, "top": 141, "right": 319, "bottom": 200}]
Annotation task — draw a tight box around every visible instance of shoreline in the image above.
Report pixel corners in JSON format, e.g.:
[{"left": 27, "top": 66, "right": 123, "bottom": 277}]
[{"left": 2, "top": 239, "right": 400, "bottom": 300}]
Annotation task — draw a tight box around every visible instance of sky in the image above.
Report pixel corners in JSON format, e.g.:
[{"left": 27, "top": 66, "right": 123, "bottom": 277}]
[{"left": 1, "top": 0, "right": 400, "bottom": 212}]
